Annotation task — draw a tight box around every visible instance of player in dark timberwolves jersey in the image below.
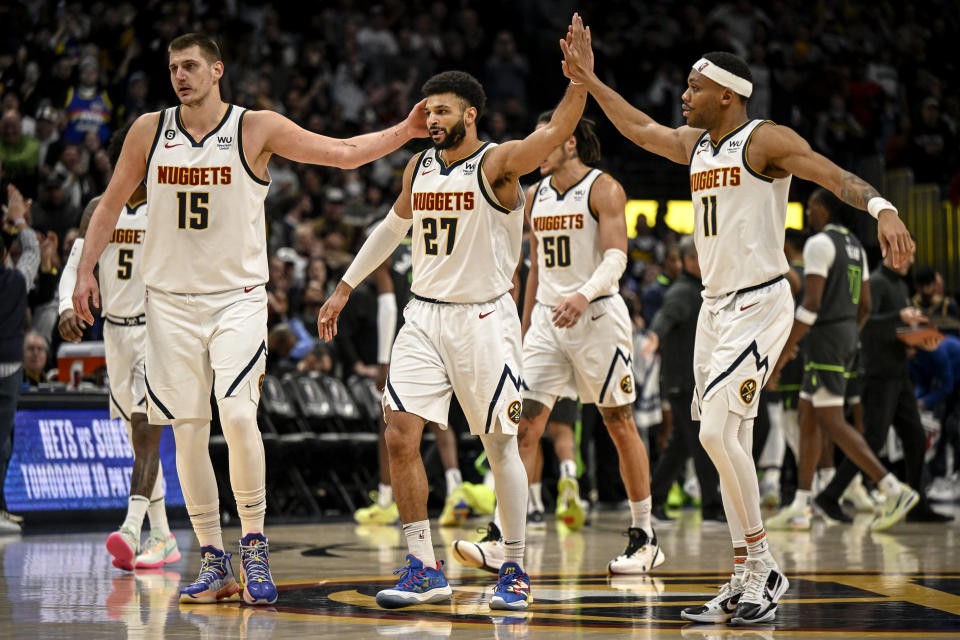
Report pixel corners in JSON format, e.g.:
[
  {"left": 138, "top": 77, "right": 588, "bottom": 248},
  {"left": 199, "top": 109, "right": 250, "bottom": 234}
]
[
  {"left": 768, "top": 188, "right": 918, "bottom": 531},
  {"left": 317, "top": 22, "right": 589, "bottom": 609},
  {"left": 72, "top": 33, "right": 429, "bottom": 606},
  {"left": 560, "top": 15, "right": 912, "bottom": 625}
]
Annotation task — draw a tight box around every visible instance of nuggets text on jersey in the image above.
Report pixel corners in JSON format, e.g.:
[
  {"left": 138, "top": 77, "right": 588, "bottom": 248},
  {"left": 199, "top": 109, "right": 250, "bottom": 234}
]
[
  {"left": 156, "top": 165, "right": 232, "bottom": 186},
  {"left": 690, "top": 166, "right": 741, "bottom": 193},
  {"left": 532, "top": 214, "right": 584, "bottom": 232},
  {"left": 412, "top": 191, "right": 475, "bottom": 212}
]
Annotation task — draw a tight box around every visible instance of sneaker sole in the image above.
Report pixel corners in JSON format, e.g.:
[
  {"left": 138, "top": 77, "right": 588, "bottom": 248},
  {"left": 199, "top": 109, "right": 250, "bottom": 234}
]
[
  {"left": 730, "top": 605, "right": 777, "bottom": 625},
  {"left": 451, "top": 541, "right": 501, "bottom": 573},
  {"left": 871, "top": 491, "right": 920, "bottom": 531},
  {"left": 135, "top": 548, "right": 182, "bottom": 569},
  {"left": 106, "top": 533, "right": 136, "bottom": 571},
  {"left": 490, "top": 595, "right": 530, "bottom": 611},
  {"left": 179, "top": 580, "right": 242, "bottom": 604},
  {"left": 608, "top": 545, "right": 667, "bottom": 575},
  {"left": 376, "top": 586, "right": 452, "bottom": 609},
  {"left": 680, "top": 608, "right": 736, "bottom": 623}
]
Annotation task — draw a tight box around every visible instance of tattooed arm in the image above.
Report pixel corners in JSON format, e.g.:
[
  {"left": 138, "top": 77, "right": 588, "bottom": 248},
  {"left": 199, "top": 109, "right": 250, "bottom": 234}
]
[{"left": 748, "top": 122, "right": 914, "bottom": 267}]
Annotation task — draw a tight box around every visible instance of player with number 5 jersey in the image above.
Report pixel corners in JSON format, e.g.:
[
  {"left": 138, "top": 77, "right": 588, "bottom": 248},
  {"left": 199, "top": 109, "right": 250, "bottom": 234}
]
[
  {"left": 559, "top": 14, "right": 913, "bottom": 626},
  {"left": 71, "top": 33, "right": 430, "bottom": 607}
]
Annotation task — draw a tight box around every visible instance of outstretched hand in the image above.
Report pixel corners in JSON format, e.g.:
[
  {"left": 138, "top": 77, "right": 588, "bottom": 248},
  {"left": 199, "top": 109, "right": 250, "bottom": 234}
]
[
  {"left": 404, "top": 98, "right": 429, "bottom": 139},
  {"left": 316, "top": 283, "right": 352, "bottom": 342},
  {"left": 560, "top": 13, "right": 594, "bottom": 84},
  {"left": 877, "top": 210, "right": 914, "bottom": 269}
]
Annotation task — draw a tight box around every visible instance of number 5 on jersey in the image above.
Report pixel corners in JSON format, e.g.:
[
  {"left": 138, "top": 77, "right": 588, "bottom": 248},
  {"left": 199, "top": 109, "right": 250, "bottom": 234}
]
[
  {"left": 176, "top": 192, "right": 209, "bottom": 230},
  {"left": 701, "top": 195, "right": 718, "bottom": 237}
]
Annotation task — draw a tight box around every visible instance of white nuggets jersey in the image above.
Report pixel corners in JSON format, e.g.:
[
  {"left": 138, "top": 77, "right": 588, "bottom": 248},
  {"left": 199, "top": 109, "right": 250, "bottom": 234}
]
[
  {"left": 530, "top": 169, "right": 614, "bottom": 306},
  {"left": 143, "top": 105, "right": 270, "bottom": 293},
  {"left": 409, "top": 143, "right": 524, "bottom": 303},
  {"left": 99, "top": 202, "right": 147, "bottom": 317},
  {"left": 690, "top": 119, "right": 791, "bottom": 297}
]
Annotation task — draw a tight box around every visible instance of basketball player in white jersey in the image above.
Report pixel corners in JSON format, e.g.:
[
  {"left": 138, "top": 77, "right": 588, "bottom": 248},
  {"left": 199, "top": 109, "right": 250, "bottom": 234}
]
[
  {"left": 72, "top": 33, "right": 429, "bottom": 606},
  {"left": 560, "top": 15, "right": 912, "bottom": 625},
  {"left": 58, "top": 125, "right": 179, "bottom": 572},
  {"left": 519, "top": 112, "right": 661, "bottom": 573},
  {"left": 316, "top": 39, "right": 588, "bottom": 609}
]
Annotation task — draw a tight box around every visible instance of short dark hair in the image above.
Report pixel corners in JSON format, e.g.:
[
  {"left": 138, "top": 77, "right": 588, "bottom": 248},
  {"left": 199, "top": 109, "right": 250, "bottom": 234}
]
[
  {"left": 701, "top": 51, "right": 753, "bottom": 84},
  {"left": 422, "top": 71, "right": 486, "bottom": 119},
  {"left": 914, "top": 265, "right": 937, "bottom": 287},
  {"left": 537, "top": 111, "right": 601, "bottom": 165},
  {"left": 107, "top": 122, "right": 133, "bottom": 169},
  {"left": 169, "top": 33, "right": 222, "bottom": 64},
  {"left": 810, "top": 187, "right": 857, "bottom": 229}
]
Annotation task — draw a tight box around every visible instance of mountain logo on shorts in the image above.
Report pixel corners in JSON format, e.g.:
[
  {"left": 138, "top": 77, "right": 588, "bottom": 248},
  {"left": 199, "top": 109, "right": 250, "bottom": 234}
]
[
  {"left": 508, "top": 400, "right": 522, "bottom": 425},
  {"left": 620, "top": 375, "right": 633, "bottom": 394},
  {"left": 740, "top": 378, "right": 757, "bottom": 404}
]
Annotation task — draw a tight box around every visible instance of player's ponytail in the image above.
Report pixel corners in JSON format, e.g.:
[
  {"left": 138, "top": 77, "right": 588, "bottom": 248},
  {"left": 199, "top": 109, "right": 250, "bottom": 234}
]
[{"left": 537, "top": 111, "right": 602, "bottom": 165}]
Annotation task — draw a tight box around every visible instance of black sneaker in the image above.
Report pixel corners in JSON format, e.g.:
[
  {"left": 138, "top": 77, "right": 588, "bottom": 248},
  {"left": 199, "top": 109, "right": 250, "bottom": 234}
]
[
  {"left": 814, "top": 494, "right": 852, "bottom": 524},
  {"left": 527, "top": 510, "right": 547, "bottom": 531},
  {"left": 701, "top": 508, "right": 727, "bottom": 524},
  {"left": 730, "top": 558, "right": 789, "bottom": 625},
  {"left": 906, "top": 503, "right": 954, "bottom": 523}
]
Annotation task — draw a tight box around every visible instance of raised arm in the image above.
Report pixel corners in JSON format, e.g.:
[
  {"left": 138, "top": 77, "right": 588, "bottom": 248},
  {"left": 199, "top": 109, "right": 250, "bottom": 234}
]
[
  {"left": 483, "top": 83, "right": 587, "bottom": 183},
  {"left": 245, "top": 99, "right": 428, "bottom": 172},
  {"left": 316, "top": 153, "right": 419, "bottom": 342},
  {"left": 560, "top": 13, "right": 700, "bottom": 165},
  {"left": 751, "top": 123, "right": 914, "bottom": 267},
  {"left": 73, "top": 112, "right": 155, "bottom": 324}
]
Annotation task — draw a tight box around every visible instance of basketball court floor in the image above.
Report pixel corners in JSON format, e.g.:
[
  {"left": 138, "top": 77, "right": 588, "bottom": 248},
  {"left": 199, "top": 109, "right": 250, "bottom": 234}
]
[{"left": 3, "top": 508, "right": 959, "bottom": 639}]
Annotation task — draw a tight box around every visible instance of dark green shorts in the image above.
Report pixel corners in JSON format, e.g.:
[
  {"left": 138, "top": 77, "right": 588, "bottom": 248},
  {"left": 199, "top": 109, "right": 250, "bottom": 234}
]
[{"left": 801, "top": 322, "right": 858, "bottom": 400}]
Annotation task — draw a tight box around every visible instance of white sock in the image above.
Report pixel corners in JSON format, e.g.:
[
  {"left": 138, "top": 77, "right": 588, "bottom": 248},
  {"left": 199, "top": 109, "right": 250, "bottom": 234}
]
[
  {"left": 503, "top": 538, "right": 524, "bottom": 569},
  {"left": 379, "top": 483, "right": 393, "bottom": 507},
  {"left": 122, "top": 495, "right": 150, "bottom": 536},
  {"left": 559, "top": 459, "right": 577, "bottom": 479},
  {"left": 878, "top": 472, "right": 901, "bottom": 496},
  {"left": 484, "top": 470, "right": 496, "bottom": 490},
  {"left": 445, "top": 468, "right": 462, "bottom": 496},
  {"left": 794, "top": 489, "right": 812, "bottom": 508},
  {"left": 630, "top": 497, "right": 653, "bottom": 536},
  {"left": 762, "top": 467, "right": 781, "bottom": 487},
  {"left": 402, "top": 520, "right": 436, "bottom": 567},
  {"left": 745, "top": 527, "right": 773, "bottom": 563},
  {"left": 529, "top": 483, "right": 544, "bottom": 513},
  {"left": 733, "top": 552, "right": 747, "bottom": 581},
  {"left": 147, "top": 498, "right": 170, "bottom": 538}
]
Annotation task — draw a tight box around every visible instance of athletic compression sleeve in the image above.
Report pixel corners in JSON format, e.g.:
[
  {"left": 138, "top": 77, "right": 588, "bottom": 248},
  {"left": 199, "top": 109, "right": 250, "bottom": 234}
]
[
  {"left": 58, "top": 238, "right": 83, "bottom": 315},
  {"left": 576, "top": 248, "right": 627, "bottom": 301},
  {"left": 342, "top": 209, "right": 412, "bottom": 289},
  {"left": 377, "top": 293, "right": 397, "bottom": 365}
]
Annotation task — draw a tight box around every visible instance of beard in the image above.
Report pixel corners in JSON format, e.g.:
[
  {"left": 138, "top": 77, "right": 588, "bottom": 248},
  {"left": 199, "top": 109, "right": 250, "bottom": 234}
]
[{"left": 432, "top": 117, "right": 467, "bottom": 150}]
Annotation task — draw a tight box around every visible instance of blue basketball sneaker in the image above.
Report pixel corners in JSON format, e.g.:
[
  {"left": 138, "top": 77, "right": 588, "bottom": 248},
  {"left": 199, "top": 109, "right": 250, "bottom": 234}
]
[
  {"left": 179, "top": 546, "right": 242, "bottom": 603},
  {"left": 490, "top": 562, "right": 531, "bottom": 611},
  {"left": 375, "top": 555, "right": 453, "bottom": 609},
  {"left": 239, "top": 533, "right": 278, "bottom": 605}
]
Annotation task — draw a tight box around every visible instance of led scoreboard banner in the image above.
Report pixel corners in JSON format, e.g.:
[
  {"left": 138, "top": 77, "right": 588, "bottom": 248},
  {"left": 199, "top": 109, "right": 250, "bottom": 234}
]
[{"left": 6, "top": 392, "right": 184, "bottom": 513}]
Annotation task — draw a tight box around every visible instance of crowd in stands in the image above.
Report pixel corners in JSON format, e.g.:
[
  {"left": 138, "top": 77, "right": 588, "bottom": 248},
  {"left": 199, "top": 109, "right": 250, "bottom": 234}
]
[{"left": 1, "top": 1, "right": 959, "bottom": 513}]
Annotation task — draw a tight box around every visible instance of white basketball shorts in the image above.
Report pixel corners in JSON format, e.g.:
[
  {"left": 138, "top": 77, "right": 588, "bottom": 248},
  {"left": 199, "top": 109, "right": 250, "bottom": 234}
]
[
  {"left": 522, "top": 294, "right": 636, "bottom": 409},
  {"left": 384, "top": 293, "right": 523, "bottom": 436},
  {"left": 692, "top": 277, "right": 793, "bottom": 420},
  {"left": 144, "top": 286, "right": 267, "bottom": 423},
  {"left": 103, "top": 321, "right": 147, "bottom": 421}
]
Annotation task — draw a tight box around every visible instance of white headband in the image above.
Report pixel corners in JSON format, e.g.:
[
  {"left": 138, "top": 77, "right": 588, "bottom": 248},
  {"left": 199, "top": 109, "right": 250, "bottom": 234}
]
[{"left": 692, "top": 58, "right": 753, "bottom": 98}]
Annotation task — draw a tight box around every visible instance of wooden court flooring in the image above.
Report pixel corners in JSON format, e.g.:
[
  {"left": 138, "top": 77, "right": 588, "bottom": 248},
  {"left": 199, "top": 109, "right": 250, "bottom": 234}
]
[{"left": 3, "top": 507, "right": 960, "bottom": 639}]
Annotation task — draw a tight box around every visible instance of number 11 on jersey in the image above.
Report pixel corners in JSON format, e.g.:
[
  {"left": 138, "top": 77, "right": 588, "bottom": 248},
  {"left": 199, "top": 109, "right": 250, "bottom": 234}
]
[{"left": 701, "top": 195, "right": 718, "bottom": 237}]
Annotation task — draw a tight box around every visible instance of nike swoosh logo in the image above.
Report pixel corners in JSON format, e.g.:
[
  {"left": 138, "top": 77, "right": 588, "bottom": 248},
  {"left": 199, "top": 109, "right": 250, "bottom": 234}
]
[
  {"left": 164, "top": 142, "right": 183, "bottom": 148},
  {"left": 740, "top": 302, "right": 759, "bottom": 311},
  {"left": 479, "top": 310, "right": 495, "bottom": 319},
  {"left": 422, "top": 169, "right": 436, "bottom": 175},
  {"left": 591, "top": 313, "right": 606, "bottom": 321},
  {"left": 244, "top": 286, "right": 258, "bottom": 293}
]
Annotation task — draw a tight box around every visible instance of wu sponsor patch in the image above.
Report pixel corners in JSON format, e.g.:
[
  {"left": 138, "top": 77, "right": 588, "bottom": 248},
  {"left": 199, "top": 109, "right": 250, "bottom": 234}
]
[
  {"left": 620, "top": 375, "right": 633, "bottom": 394},
  {"left": 740, "top": 378, "right": 757, "bottom": 404},
  {"left": 508, "top": 400, "right": 522, "bottom": 425}
]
